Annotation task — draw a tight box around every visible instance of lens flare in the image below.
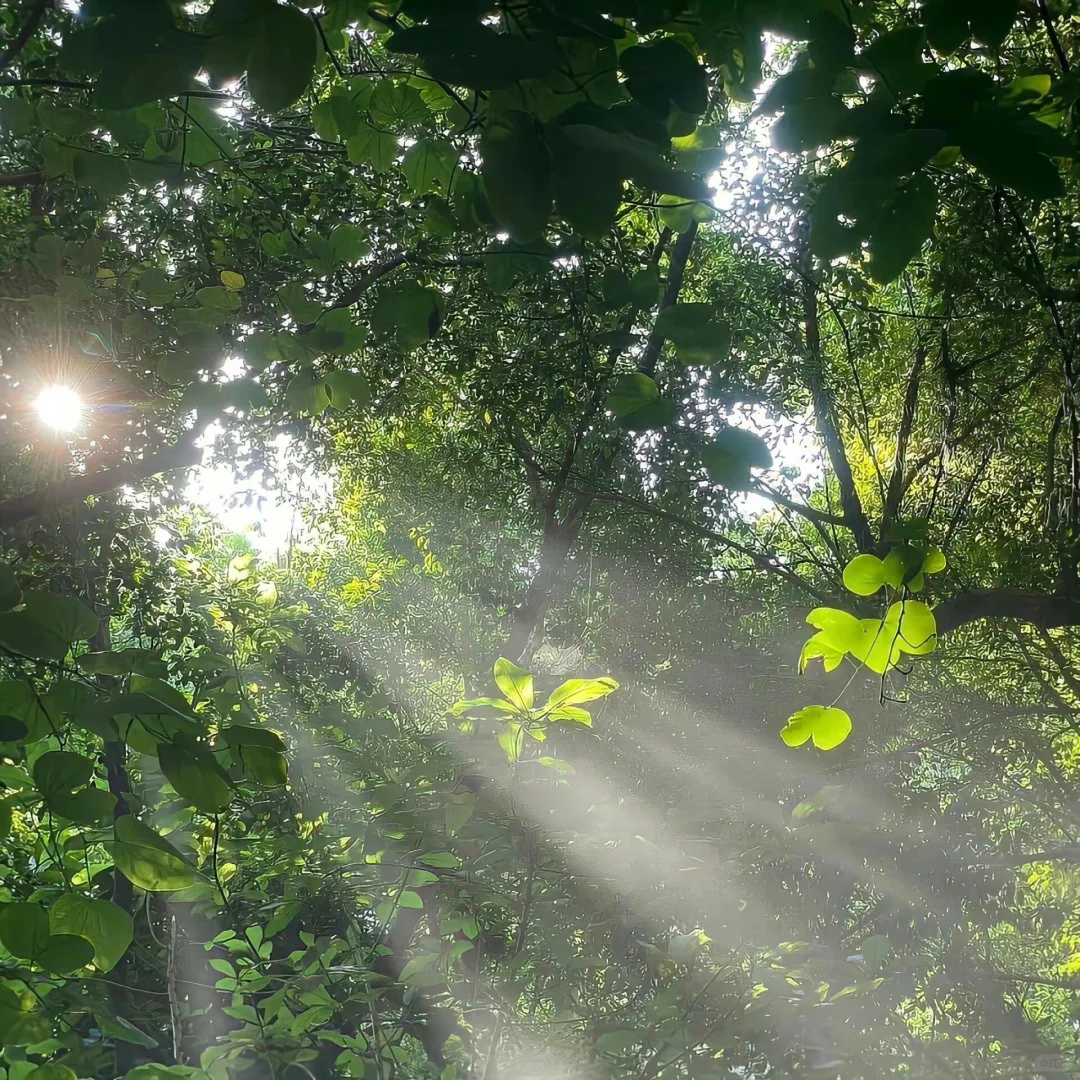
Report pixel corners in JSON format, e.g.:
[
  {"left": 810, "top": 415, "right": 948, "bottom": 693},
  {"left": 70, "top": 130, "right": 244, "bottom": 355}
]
[{"left": 34, "top": 385, "right": 84, "bottom": 433}]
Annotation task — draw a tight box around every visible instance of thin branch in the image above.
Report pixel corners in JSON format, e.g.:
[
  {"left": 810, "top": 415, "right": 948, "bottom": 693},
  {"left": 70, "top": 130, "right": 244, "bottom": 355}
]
[
  {"left": 747, "top": 481, "right": 848, "bottom": 529},
  {"left": 883, "top": 342, "right": 929, "bottom": 530},
  {"left": 584, "top": 487, "right": 829, "bottom": 602},
  {"left": 800, "top": 247, "right": 877, "bottom": 553},
  {"left": 1037, "top": 0, "right": 1070, "bottom": 72},
  {"left": 640, "top": 221, "right": 697, "bottom": 379},
  {"left": 0, "top": 77, "right": 232, "bottom": 99},
  {"left": 325, "top": 253, "right": 410, "bottom": 313},
  {"left": 0, "top": 437, "right": 201, "bottom": 530},
  {"left": 0, "top": 0, "right": 49, "bottom": 74}
]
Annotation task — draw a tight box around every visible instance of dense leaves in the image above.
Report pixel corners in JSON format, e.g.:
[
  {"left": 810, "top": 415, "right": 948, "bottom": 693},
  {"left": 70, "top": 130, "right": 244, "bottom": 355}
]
[{"left": 0, "top": 0, "right": 1079, "bottom": 1077}]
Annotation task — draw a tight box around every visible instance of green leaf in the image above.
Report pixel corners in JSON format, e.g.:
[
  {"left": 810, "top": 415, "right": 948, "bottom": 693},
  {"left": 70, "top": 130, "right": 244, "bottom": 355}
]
[
  {"left": 962, "top": 124, "right": 1065, "bottom": 200},
  {"left": 371, "top": 281, "right": 444, "bottom": 350},
  {"left": 0, "top": 984, "right": 49, "bottom": 1045},
  {"left": 546, "top": 705, "right": 593, "bottom": 725},
  {"left": 402, "top": 138, "right": 459, "bottom": 194},
  {"left": 158, "top": 740, "right": 234, "bottom": 814},
  {"left": 219, "top": 725, "right": 286, "bottom": 752},
  {"left": 481, "top": 111, "right": 552, "bottom": 243},
  {"left": 113, "top": 816, "right": 197, "bottom": 892},
  {"left": 881, "top": 545, "right": 926, "bottom": 589},
  {"left": 34, "top": 751, "right": 94, "bottom": 802},
  {"left": 49, "top": 893, "right": 133, "bottom": 972},
  {"left": 0, "top": 566, "right": 20, "bottom": 612},
  {"left": 324, "top": 370, "right": 371, "bottom": 410},
  {"left": 922, "top": 546, "right": 947, "bottom": 574},
  {"left": 658, "top": 194, "right": 714, "bottom": 233},
  {"left": 232, "top": 745, "right": 288, "bottom": 787},
  {"left": 0, "top": 716, "right": 28, "bottom": 743},
  {"left": 867, "top": 175, "right": 937, "bottom": 284},
  {"left": 347, "top": 125, "right": 398, "bottom": 172},
  {"left": 922, "top": 0, "right": 972, "bottom": 53},
  {"left": 620, "top": 38, "right": 707, "bottom": 115},
  {"left": 605, "top": 373, "right": 675, "bottom": 431},
  {"left": 0, "top": 591, "right": 99, "bottom": 661},
  {"left": 246, "top": 3, "right": 317, "bottom": 113},
  {"left": 369, "top": 81, "right": 430, "bottom": 129},
  {"left": 0, "top": 681, "right": 51, "bottom": 743},
  {"left": 50, "top": 787, "right": 117, "bottom": 826},
  {"left": 418, "top": 851, "right": 461, "bottom": 869},
  {"left": 328, "top": 223, "right": 370, "bottom": 264},
  {"left": 654, "top": 302, "right": 731, "bottom": 361},
  {"left": 264, "top": 900, "right": 302, "bottom": 938},
  {"left": 196, "top": 286, "right": 240, "bottom": 313},
  {"left": 544, "top": 677, "right": 618, "bottom": 710},
  {"left": 37, "top": 933, "right": 95, "bottom": 975},
  {"left": 277, "top": 281, "right": 324, "bottom": 324},
  {"left": 24, "top": 1066, "right": 76, "bottom": 1080},
  {"left": 805, "top": 608, "right": 867, "bottom": 655},
  {"left": 842, "top": 554, "right": 888, "bottom": 596},
  {"left": 861, "top": 934, "right": 891, "bottom": 971},
  {"left": 73, "top": 150, "right": 131, "bottom": 197},
  {"left": 493, "top": 658, "right": 533, "bottom": 711},
  {"left": 0, "top": 903, "right": 50, "bottom": 959},
  {"left": 285, "top": 372, "right": 331, "bottom": 416},
  {"left": 548, "top": 125, "right": 624, "bottom": 239},
  {"left": 99, "top": 1014, "right": 158, "bottom": 1048},
  {"left": 780, "top": 706, "right": 853, "bottom": 751},
  {"left": 701, "top": 427, "right": 772, "bottom": 488},
  {"left": 77, "top": 649, "right": 167, "bottom": 678}
]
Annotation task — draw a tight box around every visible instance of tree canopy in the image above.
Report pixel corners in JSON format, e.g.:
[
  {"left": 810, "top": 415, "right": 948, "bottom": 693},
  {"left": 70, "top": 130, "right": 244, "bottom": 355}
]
[{"left": 3, "top": 0, "right": 1080, "bottom": 1077}]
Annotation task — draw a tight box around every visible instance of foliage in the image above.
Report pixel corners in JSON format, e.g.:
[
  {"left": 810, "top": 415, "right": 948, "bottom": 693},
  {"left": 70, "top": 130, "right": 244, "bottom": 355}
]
[{"left": 1, "top": 0, "right": 1080, "bottom": 1078}]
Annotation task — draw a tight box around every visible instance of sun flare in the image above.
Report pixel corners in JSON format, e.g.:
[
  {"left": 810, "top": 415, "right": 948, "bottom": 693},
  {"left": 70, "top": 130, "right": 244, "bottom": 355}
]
[{"left": 34, "top": 384, "right": 84, "bottom": 433}]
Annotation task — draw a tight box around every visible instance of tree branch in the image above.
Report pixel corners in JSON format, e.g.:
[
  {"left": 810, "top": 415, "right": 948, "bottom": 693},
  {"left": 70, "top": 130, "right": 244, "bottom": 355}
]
[
  {"left": 883, "top": 342, "right": 928, "bottom": 530},
  {"left": 1037, "top": 0, "right": 1070, "bottom": 72},
  {"left": 0, "top": 0, "right": 48, "bottom": 74},
  {"left": 583, "top": 487, "right": 829, "bottom": 602},
  {"left": 327, "top": 252, "right": 410, "bottom": 312},
  {"left": 935, "top": 589, "right": 1080, "bottom": 635},
  {"left": 0, "top": 437, "right": 201, "bottom": 530},
  {"left": 0, "top": 169, "right": 41, "bottom": 188},
  {"left": 800, "top": 252, "right": 877, "bottom": 553},
  {"left": 640, "top": 222, "right": 697, "bottom": 379}
]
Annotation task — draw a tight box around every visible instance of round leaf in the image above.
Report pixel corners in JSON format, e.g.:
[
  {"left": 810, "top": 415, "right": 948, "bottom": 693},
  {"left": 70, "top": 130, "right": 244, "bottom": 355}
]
[
  {"left": 780, "top": 706, "right": 853, "bottom": 751},
  {"left": 49, "top": 893, "right": 133, "bottom": 972},
  {"left": 842, "top": 554, "right": 887, "bottom": 596},
  {"left": 37, "top": 933, "right": 94, "bottom": 975}
]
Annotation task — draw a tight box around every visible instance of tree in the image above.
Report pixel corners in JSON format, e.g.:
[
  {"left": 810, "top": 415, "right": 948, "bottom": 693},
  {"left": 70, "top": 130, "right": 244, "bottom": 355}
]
[{"left": 2, "top": 0, "right": 1080, "bottom": 1077}]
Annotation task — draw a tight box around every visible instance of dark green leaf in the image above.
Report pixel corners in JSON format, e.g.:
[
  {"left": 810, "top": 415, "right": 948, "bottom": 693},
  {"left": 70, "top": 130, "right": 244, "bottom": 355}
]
[
  {"left": 246, "top": 3, "right": 317, "bottom": 112},
  {"left": 37, "top": 933, "right": 95, "bottom": 975},
  {"left": 158, "top": 740, "right": 234, "bottom": 813},
  {"left": 867, "top": 174, "right": 937, "bottom": 283},
  {"left": 481, "top": 111, "right": 552, "bottom": 243},
  {"left": 0, "top": 903, "right": 50, "bottom": 959}
]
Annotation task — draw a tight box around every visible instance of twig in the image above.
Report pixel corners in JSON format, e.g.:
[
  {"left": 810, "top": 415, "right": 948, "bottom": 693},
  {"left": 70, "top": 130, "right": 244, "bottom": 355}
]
[{"left": 0, "top": 0, "right": 49, "bottom": 74}]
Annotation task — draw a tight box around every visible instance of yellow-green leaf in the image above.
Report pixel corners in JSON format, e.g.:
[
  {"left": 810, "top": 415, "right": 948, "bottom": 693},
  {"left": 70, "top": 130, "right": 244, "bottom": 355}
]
[{"left": 780, "top": 706, "right": 853, "bottom": 751}]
